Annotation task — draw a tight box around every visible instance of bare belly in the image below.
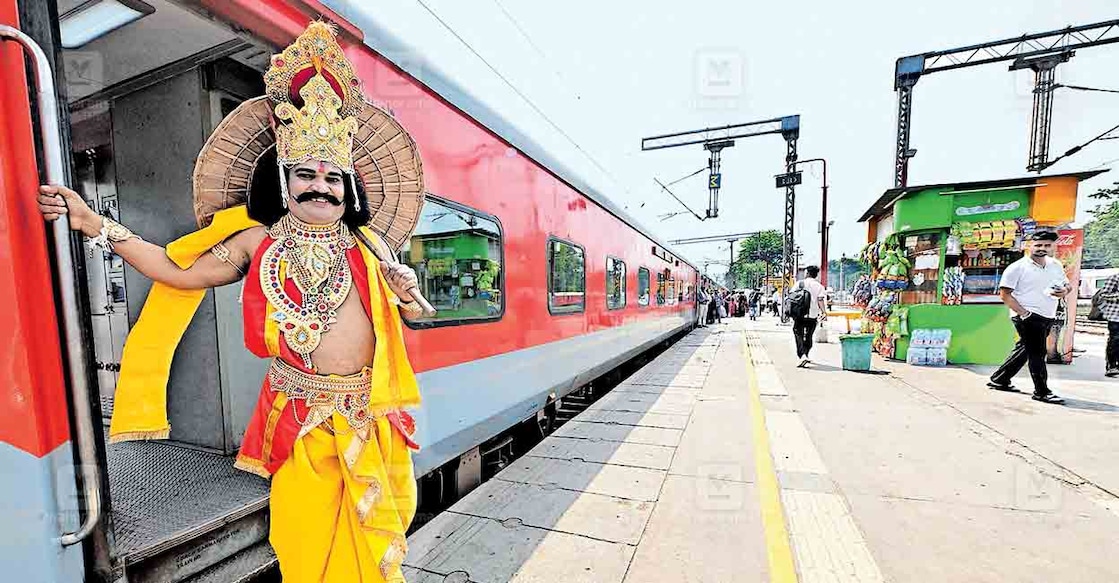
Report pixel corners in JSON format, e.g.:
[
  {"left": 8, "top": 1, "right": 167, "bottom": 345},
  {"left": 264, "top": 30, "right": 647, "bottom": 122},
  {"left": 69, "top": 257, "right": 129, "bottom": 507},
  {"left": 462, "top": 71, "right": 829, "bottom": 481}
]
[{"left": 308, "top": 289, "right": 375, "bottom": 375}]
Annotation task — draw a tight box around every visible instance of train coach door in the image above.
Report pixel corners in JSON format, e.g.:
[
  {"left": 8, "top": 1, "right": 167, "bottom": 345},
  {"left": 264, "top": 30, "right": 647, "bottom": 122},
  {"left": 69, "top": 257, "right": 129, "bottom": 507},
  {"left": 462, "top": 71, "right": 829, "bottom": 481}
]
[
  {"left": 6, "top": 0, "right": 291, "bottom": 580},
  {"left": 0, "top": 4, "right": 103, "bottom": 582}
]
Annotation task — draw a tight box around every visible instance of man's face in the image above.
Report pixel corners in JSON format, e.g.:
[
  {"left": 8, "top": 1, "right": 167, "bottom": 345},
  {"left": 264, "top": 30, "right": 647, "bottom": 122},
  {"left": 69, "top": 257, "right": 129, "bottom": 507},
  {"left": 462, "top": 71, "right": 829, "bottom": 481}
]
[
  {"left": 286, "top": 160, "right": 347, "bottom": 225},
  {"left": 1030, "top": 239, "right": 1055, "bottom": 258}
]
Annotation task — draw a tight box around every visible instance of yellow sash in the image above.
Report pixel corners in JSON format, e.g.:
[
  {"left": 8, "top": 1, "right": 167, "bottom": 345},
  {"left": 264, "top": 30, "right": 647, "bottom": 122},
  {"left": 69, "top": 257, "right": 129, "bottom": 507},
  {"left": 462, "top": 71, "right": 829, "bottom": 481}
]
[
  {"left": 355, "top": 226, "right": 421, "bottom": 412},
  {"left": 109, "top": 206, "right": 260, "bottom": 442}
]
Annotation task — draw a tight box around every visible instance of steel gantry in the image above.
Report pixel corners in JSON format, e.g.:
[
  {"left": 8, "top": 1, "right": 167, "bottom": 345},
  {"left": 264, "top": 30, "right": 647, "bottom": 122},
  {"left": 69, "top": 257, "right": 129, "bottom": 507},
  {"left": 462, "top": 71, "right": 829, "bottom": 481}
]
[
  {"left": 669, "top": 231, "right": 760, "bottom": 276},
  {"left": 893, "top": 19, "right": 1119, "bottom": 186},
  {"left": 643, "top": 116, "right": 800, "bottom": 314}
]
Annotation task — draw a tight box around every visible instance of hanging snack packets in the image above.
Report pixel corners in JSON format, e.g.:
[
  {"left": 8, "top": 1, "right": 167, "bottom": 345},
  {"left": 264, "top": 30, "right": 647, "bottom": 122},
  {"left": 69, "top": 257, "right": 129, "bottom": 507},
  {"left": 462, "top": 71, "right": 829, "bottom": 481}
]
[{"left": 976, "top": 222, "right": 993, "bottom": 249}]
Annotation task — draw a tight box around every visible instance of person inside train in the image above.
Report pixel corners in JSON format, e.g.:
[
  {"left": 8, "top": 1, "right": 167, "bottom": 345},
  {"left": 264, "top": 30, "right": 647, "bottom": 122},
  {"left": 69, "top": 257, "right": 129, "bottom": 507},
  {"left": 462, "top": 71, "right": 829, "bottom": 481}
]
[{"left": 38, "top": 23, "right": 424, "bottom": 582}]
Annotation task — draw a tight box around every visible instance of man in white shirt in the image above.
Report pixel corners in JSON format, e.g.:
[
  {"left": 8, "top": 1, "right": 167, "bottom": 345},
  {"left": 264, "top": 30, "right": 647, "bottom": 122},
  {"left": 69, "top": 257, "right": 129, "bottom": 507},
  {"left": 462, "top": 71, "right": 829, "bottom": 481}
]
[
  {"left": 792, "top": 266, "right": 828, "bottom": 367},
  {"left": 697, "top": 287, "right": 711, "bottom": 328},
  {"left": 988, "top": 231, "right": 1071, "bottom": 404}
]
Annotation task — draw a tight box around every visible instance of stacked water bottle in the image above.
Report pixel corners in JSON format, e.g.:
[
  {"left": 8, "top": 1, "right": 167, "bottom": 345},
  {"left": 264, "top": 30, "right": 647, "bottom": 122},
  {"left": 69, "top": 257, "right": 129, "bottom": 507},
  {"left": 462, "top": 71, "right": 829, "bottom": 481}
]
[{"left": 906, "top": 329, "right": 952, "bottom": 367}]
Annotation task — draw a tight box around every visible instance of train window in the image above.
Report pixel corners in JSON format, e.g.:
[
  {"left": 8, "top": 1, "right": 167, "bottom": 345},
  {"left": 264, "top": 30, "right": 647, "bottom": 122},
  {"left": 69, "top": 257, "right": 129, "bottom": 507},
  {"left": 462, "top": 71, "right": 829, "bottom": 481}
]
[
  {"left": 606, "top": 256, "right": 626, "bottom": 310},
  {"left": 656, "top": 271, "right": 666, "bottom": 305},
  {"left": 400, "top": 195, "right": 504, "bottom": 328},
  {"left": 548, "top": 237, "right": 585, "bottom": 314},
  {"left": 637, "top": 267, "right": 650, "bottom": 306}
]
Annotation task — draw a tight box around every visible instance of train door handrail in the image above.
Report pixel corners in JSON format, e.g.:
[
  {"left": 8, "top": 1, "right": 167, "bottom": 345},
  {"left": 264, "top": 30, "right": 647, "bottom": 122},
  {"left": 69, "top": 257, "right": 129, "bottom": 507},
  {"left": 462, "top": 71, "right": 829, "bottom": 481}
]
[{"left": 0, "top": 24, "right": 102, "bottom": 547}]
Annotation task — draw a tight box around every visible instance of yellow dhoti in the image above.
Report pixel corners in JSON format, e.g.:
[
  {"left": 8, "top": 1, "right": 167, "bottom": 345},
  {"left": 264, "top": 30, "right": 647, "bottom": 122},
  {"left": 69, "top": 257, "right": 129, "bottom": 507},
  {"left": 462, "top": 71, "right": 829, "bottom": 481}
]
[{"left": 271, "top": 413, "right": 417, "bottom": 583}]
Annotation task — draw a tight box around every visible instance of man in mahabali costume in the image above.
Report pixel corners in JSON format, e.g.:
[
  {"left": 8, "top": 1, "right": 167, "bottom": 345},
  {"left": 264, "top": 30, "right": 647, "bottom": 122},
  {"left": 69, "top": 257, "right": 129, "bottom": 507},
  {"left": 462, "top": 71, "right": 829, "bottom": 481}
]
[{"left": 38, "top": 22, "right": 429, "bottom": 582}]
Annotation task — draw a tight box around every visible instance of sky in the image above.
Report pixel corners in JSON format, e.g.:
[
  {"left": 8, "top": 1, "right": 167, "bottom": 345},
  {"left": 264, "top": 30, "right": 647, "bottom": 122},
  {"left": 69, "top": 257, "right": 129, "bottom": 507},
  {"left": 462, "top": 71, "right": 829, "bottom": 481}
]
[{"left": 328, "top": 0, "right": 1119, "bottom": 280}]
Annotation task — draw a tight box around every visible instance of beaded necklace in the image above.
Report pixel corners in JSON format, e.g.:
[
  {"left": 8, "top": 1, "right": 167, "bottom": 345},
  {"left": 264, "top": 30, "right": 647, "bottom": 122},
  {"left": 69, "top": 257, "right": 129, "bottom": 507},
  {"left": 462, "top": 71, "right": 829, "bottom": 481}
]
[{"left": 261, "top": 213, "right": 356, "bottom": 368}]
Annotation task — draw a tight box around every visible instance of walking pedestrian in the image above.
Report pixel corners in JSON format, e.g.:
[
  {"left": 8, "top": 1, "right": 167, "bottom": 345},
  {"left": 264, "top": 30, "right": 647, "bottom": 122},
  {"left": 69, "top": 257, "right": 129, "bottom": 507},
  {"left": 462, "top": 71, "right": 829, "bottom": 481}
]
[
  {"left": 1094, "top": 273, "right": 1119, "bottom": 377},
  {"left": 988, "top": 231, "right": 1071, "bottom": 403},
  {"left": 697, "top": 287, "right": 710, "bottom": 328},
  {"left": 714, "top": 292, "right": 726, "bottom": 324},
  {"left": 748, "top": 290, "right": 760, "bottom": 320},
  {"left": 787, "top": 266, "right": 827, "bottom": 367}
]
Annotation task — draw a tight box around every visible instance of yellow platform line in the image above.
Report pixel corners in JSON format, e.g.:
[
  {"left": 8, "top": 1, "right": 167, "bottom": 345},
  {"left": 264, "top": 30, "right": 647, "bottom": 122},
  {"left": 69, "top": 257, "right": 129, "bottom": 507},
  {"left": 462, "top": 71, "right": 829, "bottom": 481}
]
[{"left": 744, "top": 336, "right": 799, "bottom": 583}]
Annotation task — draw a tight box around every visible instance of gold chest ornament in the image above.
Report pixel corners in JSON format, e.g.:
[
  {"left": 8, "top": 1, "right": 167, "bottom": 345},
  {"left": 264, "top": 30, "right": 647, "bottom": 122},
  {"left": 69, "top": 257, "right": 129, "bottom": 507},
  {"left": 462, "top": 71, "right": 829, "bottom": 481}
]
[{"left": 261, "top": 214, "right": 356, "bottom": 368}]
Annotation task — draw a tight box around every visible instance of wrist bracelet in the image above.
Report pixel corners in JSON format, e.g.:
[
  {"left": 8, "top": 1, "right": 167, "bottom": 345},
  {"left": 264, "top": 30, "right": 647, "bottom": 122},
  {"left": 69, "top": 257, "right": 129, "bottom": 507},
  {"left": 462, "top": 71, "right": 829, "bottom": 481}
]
[
  {"left": 399, "top": 300, "right": 423, "bottom": 316},
  {"left": 87, "top": 217, "right": 141, "bottom": 251}
]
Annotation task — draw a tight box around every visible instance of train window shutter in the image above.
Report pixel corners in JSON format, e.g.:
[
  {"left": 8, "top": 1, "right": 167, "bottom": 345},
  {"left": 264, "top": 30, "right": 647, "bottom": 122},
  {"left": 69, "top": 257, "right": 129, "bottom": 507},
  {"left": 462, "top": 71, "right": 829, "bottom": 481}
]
[
  {"left": 547, "top": 237, "right": 586, "bottom": 314},
  {"left": 638, "top": 268, "right": 651, "bottom": 307},
  {"left": 606, "top": 257, "right": 626, "bottom": 310},
  {"left": 401, "top": 195, "right": 505, "bottom": 328}
]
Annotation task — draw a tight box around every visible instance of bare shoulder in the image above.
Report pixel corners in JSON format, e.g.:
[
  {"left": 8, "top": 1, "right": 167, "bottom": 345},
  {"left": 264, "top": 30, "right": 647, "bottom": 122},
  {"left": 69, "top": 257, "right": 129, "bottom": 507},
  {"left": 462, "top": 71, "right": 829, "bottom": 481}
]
[{"left": 226, "top": 225, "right": 268, "bottom": 255}]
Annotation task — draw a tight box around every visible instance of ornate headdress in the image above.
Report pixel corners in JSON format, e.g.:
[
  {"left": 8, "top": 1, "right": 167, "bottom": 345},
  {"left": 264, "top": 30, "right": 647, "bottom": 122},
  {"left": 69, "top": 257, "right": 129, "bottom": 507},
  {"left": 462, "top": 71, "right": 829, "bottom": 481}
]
[
  {"left": 263, "top": 22, "right": 363, "bottom": 208},
  {"left": 264, "top": 22, "right": 362, "bottom": 175},
  {"left": 192, "top": 21, "right": 426, "bottom": 250}
]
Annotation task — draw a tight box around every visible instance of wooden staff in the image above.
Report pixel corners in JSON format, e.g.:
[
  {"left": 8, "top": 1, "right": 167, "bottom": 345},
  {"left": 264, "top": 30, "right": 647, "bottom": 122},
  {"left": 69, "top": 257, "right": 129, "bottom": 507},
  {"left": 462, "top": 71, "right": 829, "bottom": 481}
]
[{"left": 355, "top": 230, "right": 436, "bottom": 317}]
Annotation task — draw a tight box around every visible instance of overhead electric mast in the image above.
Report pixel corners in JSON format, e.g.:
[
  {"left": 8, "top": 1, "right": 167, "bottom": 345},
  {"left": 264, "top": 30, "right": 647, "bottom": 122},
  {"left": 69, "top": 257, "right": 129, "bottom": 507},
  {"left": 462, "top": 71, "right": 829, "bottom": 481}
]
[
  {"left": 642, "top": 115, "right": 801, "bottom": 302},
  {"left": 893, "top": 19, "right": 1119, "bottom": 186}
]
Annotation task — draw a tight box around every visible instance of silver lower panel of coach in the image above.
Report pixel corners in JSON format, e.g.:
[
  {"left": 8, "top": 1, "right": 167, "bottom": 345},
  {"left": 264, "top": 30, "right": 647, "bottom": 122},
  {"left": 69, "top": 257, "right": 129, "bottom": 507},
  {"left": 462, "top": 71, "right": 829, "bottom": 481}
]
[{"left": 101, "top": 313, "right": 692, "bottom": 580}]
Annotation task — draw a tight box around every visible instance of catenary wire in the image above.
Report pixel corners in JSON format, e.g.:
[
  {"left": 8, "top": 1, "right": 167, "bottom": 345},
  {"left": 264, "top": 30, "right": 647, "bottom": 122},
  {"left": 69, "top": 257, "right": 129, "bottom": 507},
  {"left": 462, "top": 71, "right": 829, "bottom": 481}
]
[{"left": 414, "top": 0, "right": 627, "bottom": 194}]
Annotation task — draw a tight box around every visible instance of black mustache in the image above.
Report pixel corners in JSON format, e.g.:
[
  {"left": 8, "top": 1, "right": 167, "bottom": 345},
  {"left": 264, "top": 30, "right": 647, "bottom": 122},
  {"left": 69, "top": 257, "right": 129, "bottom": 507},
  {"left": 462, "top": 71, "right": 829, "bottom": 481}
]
[{"left": 296, "top": 191, "right": 343, "bottom": 206}]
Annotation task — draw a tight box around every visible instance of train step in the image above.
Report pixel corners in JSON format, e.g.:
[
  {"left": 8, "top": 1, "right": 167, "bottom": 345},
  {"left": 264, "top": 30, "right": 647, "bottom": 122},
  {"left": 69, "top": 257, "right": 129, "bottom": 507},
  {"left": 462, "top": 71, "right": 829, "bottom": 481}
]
[
  {"left": 104, "top": 437, "right": 270, "bottom": 583},
  {"left": 184, "top": 541, "right": 277, "bottom": 583}
]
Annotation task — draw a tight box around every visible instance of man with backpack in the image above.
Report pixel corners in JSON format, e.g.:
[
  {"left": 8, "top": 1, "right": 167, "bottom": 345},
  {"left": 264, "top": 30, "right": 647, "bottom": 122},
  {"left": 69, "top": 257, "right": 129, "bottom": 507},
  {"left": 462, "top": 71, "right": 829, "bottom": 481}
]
[{"left": 788, "top": 266, "right": 827, "bottom": 367}]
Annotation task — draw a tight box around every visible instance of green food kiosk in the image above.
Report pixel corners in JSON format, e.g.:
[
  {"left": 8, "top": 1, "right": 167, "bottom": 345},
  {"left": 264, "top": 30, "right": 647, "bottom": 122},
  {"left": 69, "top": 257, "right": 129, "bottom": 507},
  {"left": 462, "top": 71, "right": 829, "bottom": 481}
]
[{"left": 856, "top": 171, "right": 1103, "bottom": 365}]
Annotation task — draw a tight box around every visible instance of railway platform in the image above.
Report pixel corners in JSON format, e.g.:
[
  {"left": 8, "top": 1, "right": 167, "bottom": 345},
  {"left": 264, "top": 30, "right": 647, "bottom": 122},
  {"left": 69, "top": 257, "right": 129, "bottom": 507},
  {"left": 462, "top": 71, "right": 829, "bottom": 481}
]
[{"left": 404, "top": 317, "right": 1119, "bottom": 583}]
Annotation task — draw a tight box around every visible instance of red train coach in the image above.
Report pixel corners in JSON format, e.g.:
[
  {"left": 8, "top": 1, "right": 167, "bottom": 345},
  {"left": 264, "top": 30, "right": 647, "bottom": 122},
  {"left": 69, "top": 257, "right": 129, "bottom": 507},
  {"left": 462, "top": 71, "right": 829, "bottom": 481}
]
[{"left": 0, "top": 0, "right": 698, "bottom": 580}]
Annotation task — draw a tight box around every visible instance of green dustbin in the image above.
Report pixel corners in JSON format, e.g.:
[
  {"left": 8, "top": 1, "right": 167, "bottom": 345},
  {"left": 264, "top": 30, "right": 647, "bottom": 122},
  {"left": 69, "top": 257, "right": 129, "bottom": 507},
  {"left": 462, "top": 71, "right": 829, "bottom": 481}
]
[{"left": 839, "top": 334, "right": 874, "bottom": 372}]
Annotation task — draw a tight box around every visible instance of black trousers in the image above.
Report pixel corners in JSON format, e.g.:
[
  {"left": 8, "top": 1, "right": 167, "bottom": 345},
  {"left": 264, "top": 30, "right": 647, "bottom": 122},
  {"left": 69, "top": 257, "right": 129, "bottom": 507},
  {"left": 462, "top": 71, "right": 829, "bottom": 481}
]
[
  {"left": 1108, "top": 321, "right": 1119, "bottom": 371},
  {"left": 793, "top": 316, "right": 818, "bottom": 358},
  {"left": 990, "top": 314, "right": 1054, "bottom": 394}
]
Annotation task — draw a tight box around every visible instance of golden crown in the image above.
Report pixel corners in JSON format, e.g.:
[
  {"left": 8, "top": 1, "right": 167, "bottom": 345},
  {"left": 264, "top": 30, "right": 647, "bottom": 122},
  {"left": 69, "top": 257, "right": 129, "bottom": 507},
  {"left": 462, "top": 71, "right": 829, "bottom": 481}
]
[{"left": 263, "top": 22, "right": 364, "bottom": 173}]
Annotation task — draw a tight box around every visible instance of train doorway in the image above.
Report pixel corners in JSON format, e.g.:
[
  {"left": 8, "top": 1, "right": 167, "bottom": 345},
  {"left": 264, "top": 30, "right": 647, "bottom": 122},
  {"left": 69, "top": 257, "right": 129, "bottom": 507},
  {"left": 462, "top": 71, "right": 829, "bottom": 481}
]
[{"left": 51, "top": 0, "right": 283, "bottom": 580}]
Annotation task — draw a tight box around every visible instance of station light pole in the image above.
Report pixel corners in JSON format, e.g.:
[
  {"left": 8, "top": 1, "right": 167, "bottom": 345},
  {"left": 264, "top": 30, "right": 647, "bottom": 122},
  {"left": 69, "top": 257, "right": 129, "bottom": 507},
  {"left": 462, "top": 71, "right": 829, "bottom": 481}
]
[{"left": 792, "top": 157, "right": 829, "bottom": 287}]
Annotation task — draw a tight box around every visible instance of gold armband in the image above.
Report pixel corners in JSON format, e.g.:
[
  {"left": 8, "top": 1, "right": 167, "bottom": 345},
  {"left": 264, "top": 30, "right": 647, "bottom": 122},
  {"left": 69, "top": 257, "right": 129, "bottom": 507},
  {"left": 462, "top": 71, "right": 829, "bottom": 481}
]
[{"left": 211, "top": 242, "right": 245, "bottom": 275}]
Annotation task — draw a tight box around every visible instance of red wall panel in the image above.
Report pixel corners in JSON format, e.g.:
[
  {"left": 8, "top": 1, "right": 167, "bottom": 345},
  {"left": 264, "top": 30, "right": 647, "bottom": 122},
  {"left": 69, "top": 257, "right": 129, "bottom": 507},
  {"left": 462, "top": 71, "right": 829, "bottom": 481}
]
[
  {"left": 196, "top": 0, "right": 698, "bottom": 373},
  {"left": 0, "top": 2, "right": 72, "bottom": 457}
]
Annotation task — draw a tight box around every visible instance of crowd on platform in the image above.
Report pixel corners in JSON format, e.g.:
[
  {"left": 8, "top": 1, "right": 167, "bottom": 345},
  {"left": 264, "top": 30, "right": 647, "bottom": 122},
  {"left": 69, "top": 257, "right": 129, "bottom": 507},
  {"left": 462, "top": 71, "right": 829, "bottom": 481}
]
[{"left": 696, "top": 287, "right": 782, "bottom": 327}]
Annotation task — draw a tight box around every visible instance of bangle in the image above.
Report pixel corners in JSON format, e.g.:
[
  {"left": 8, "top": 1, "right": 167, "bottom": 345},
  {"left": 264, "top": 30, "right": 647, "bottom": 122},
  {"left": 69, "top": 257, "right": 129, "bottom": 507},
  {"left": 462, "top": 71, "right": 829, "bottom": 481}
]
[
  {"left": 399, "top": 299, "right": 423, "bottom": 316},
  {"left": 87, "top": 217, "right": 141, "bottom": 251},
  {"left": 211, "top": 242, "right": 245, "bottom": 275}
]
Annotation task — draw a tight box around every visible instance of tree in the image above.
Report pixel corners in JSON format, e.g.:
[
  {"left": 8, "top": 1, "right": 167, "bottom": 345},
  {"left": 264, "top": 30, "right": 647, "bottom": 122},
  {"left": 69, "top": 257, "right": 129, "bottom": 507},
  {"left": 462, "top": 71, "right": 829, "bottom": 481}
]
[
  {"left": 728, "top": 230, "right": 783, "bottom": 290},
  {"left": 1083, "top": 182, "right": 1119, "bottom": 269},
  {"left": 737, "top": 230, "right": 783, "bottom": 266},
  {"left": 827, "top": 256, "right": 869, "bottom": 291},
  {"left": 728, "top": 260, "right": 767, "bottom": 289}
]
